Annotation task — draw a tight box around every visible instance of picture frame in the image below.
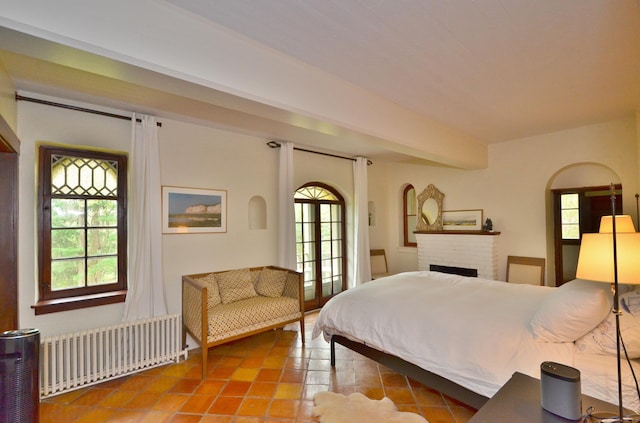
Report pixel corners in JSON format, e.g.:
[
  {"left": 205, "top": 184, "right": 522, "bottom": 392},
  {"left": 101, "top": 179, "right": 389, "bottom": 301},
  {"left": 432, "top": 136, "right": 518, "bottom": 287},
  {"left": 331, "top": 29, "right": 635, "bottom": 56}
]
[
  {"left": 442, "top": 209, "right": 483, "bottom": 231},
  {"left": 162, "top": 186, "right": 227, "bottom": 234}
]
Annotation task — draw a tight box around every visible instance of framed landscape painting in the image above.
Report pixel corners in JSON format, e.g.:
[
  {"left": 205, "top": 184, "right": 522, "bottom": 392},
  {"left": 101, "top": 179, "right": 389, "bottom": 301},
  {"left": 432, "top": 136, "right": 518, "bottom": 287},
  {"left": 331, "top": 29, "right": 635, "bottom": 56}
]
[
  {"left": 162, "top": 186, "right": 227, "bottom": 234},
  {"left": 442, "top": 209, "right": 483, "bottom": 231}
]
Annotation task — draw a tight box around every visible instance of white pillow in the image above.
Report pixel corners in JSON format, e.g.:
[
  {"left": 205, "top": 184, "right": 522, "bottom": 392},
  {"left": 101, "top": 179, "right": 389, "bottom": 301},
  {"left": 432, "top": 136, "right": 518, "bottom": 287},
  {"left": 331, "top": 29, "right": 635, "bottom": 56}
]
[
  {"left": 576, "top": 290, "right": 640, "bottom": 358},
  {"left": 530, "top": 279, "right": 612, "bottom": 343}
]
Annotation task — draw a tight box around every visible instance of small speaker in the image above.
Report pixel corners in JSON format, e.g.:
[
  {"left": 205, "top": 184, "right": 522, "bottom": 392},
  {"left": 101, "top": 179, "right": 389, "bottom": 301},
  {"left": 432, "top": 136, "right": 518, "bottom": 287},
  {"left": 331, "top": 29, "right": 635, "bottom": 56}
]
[{"left": 540, "top": 361, "right": 582, "bottom": 420}]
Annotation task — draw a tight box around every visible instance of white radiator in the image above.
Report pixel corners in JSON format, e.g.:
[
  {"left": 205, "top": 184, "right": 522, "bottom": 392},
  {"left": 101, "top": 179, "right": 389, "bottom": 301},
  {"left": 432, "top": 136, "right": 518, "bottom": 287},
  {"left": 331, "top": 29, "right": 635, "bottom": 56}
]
[{"left": 40, "top": 313, "right": 188, "bottom": 398}]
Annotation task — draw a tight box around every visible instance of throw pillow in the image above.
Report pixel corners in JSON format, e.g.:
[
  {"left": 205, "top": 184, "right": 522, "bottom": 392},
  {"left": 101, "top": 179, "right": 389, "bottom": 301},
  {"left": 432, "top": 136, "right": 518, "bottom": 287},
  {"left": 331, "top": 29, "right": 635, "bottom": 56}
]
[
  {"left": 216, "top": 268, "right": 258, "bottom": 304},
  {"left": 530, "top": 279, "right": 612, "bottom": 343},
  {"left": 199, "top": 273, "right": 221, "bottom": 307},
  {"left": 255, "top": 267, "right": 288, "bottom": 298}
]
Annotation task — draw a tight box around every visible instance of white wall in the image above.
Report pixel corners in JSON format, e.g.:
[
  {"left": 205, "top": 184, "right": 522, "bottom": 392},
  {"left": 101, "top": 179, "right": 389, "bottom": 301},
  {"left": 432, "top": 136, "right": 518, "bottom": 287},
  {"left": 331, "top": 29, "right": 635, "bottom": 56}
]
[
  {"left": 16, "top": 95, "right": 356, "bottom": 338},
  {"left": 0, "top": 60, "right": 16, "bottom": 133},
  {"left": 17, "top": 97, "right": 130, "bottom": 334},
  {"left": 374, "top": 117, "right": 639, "bottom": 284}
]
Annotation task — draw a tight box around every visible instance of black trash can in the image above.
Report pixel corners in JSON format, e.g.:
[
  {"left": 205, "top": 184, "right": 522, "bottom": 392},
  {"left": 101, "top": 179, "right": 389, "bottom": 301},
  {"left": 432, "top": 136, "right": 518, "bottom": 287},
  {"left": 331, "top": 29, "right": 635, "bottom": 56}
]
[{"left": 0, "top": 328, "right": 40, "bottom": 423}]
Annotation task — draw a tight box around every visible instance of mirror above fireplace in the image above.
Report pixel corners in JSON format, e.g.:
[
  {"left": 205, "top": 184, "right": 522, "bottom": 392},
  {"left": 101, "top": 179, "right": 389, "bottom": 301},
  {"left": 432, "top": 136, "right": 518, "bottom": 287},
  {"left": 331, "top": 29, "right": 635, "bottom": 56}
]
[{"left": 416, "top": 184, "right": 444, "bottom": 231}]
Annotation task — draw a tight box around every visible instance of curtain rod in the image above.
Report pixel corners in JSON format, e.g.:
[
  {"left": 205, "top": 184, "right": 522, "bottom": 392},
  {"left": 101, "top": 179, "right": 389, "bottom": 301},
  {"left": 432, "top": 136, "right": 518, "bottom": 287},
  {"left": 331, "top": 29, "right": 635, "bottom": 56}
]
[
  {"left": 15, "top": 94, "right": 162, "bottom": 127},
  {"left": 266, "top": 141, "right": 372, "bottom": 165}
]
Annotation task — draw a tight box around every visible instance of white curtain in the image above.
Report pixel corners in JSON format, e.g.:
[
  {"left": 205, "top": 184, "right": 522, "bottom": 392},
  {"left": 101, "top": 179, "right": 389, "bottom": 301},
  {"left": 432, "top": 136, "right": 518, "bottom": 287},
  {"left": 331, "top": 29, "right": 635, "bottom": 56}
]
[
  {"left": 278, "top": 141, "right": 297, "bottom": 270},
  {"left": 122, "top": 114, "right": 167, "bottom": 321},
  {"left": 352, "top": 157, "right": 371, "bottom": 287}
]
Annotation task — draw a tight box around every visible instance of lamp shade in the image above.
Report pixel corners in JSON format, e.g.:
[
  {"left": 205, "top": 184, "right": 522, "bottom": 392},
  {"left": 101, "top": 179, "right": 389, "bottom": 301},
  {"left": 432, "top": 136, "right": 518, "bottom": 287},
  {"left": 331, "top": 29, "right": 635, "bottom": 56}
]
[
  {"left": 576, "top": 233, "right": 640, "bottom": 284},
  {"left": 599, "top": 215, "right": 636, "bottom": 233}
]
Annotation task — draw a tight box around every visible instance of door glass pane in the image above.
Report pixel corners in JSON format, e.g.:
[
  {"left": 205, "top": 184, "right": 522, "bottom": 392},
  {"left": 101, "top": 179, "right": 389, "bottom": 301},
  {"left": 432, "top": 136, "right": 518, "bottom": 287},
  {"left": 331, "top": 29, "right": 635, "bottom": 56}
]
[
  {"left": 321, "top": 241, "right": 332, "bottom": 260},
  {"left": 333, "top": 277, "right": 343, "bottom": 295},
  {"left": 303, "top": 261, "right": 316, "bottom": 301},
  {"left": 322, "top": 276, "right": 332, "bottom": 296},
  {"left": 320, "top": 203, "right": 331, "bottom": 221},
  {"left": 332, "top": 240, "right": 342, "bottom": 257},
  {"left": 302, "top": 203, "right": 316, "bottom": 222},
  {"left": 332, "top": 258, "right": 342, "bottom": 275},
  {"left": 320, "top": 222, "right": 332, "bottom": 240}
]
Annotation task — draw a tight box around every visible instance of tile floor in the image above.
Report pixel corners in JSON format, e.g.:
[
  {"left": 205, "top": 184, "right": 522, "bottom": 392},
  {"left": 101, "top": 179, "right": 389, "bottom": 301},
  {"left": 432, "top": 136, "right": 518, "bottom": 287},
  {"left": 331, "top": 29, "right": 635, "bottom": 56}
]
[{"left": 40, "top": 313, "right": 476, "bottom": 422}]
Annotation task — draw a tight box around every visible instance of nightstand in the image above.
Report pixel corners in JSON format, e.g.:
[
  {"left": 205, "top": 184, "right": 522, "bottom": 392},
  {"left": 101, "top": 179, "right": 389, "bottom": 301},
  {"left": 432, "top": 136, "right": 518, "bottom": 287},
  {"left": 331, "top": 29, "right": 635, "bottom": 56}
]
[{"left": 470, "top": 372, "right": 626, "bottom": 422}]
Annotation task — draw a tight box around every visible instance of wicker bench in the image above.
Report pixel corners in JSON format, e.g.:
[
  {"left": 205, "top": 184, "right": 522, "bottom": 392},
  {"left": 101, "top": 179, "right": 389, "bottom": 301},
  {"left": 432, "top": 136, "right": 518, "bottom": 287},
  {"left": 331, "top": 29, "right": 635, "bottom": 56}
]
[{"left": 182, "top": 266, "right": 305, "bottom": 378}]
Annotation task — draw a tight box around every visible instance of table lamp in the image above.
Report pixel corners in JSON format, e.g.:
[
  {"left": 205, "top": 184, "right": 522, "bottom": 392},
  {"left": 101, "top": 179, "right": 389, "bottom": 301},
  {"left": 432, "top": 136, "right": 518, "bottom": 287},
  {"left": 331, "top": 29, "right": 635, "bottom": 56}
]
[{"left": 576, "top": 214, "right": 640, "bottom": 421}]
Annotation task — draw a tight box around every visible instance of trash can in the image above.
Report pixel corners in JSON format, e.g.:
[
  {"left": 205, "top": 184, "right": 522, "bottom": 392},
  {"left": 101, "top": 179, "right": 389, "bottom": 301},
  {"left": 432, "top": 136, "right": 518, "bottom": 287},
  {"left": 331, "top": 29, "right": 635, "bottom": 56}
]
[{"left": 0, "top": 328, "right": 40, "bottom": 423}]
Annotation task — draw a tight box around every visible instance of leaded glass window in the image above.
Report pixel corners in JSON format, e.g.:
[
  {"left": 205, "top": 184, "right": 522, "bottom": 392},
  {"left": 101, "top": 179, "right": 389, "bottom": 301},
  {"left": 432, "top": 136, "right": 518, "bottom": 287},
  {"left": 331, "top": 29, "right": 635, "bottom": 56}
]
[{"left": 37, "top": 146, "right": 127, "bottom": 312}]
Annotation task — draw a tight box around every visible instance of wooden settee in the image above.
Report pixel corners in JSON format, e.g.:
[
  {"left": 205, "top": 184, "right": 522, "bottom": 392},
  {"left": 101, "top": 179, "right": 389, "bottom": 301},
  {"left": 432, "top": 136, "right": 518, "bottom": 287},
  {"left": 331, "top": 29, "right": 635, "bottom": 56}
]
[{"left": 182, "top": 266, "right": 305, "bottom": 378}]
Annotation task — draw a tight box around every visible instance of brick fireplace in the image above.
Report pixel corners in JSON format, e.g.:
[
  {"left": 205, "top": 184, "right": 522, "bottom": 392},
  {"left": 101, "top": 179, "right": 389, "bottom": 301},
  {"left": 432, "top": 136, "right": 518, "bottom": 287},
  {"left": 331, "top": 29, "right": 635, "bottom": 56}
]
[{"left": 415, "top": 231, "right": 500, "bottom": 280}]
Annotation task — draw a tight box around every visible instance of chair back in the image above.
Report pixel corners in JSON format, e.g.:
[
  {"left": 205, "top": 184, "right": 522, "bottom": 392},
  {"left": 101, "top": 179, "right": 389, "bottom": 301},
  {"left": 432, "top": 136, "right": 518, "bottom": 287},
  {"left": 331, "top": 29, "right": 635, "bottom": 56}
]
[
  {"left": 506, "top": 255, "right": 545, "bottom": 285},
  {"left": 370, "top": 249, "right": 390, "bottom": 280}
]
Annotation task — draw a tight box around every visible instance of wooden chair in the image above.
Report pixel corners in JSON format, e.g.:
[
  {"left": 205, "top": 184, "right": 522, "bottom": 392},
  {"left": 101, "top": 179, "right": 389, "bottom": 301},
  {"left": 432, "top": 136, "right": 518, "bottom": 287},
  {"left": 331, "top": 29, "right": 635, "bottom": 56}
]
[
  {"left": 506, "top": 256, "right": 545, "bottom": 285},
  {"left": 370, "top": 249, "right": 390, "bottom": 280}
]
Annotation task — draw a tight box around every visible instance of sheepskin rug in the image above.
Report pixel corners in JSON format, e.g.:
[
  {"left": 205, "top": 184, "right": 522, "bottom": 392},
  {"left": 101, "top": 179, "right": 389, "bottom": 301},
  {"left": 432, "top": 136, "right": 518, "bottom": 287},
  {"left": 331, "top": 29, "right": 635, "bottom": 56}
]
[{"left": 312, "top": 391, "right": 429, "bottom": 423}]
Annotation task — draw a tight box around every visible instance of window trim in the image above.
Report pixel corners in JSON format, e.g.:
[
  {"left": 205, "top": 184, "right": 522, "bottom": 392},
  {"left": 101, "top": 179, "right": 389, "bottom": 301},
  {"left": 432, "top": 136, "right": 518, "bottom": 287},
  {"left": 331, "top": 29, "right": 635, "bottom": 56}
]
[
  {"left": 403, "top": 184, "right": 417, "bottom": 247},
  {"left": 33, "top": 145, "right": 128, "bottom": 314}
]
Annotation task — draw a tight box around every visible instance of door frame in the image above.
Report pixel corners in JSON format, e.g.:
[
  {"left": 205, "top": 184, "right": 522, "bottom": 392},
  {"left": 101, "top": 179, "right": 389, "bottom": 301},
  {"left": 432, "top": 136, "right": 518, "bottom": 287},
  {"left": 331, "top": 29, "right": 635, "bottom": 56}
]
[{"left": 552, "top": 184, "right": 622, "bottom": 286}]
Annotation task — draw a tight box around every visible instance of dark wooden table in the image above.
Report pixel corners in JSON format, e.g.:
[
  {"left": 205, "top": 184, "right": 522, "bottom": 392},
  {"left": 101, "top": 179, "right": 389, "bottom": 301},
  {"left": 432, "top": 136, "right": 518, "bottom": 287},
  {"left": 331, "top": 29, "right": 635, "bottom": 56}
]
[{"left": 470, "top": 372, "right": 628, "bottom": 422}]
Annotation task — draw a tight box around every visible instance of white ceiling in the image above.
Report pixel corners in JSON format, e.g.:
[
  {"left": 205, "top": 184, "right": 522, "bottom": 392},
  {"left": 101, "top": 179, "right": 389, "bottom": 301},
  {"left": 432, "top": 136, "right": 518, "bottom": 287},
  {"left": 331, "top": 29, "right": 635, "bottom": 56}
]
[
  {"left": 1, "top": 0, "right": 639, "bottom": 165},
  {"left": 165, "top": 0, "right": 640, "bottom": 143}
]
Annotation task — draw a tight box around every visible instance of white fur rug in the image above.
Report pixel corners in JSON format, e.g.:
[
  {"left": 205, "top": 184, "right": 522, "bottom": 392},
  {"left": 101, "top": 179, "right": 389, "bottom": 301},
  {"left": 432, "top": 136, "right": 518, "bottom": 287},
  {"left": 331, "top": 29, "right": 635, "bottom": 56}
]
[{"left": 312, "top": 391, "right": 429, "bottom": 423}]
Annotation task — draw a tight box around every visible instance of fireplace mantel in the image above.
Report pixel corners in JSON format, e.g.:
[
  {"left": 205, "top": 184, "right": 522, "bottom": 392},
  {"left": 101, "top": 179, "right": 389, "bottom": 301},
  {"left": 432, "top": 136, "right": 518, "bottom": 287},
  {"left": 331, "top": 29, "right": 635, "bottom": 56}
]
[
  {"left": 414, "top": 230, "right": 501, "bottom": 236},
  {"left": 415, "top": 232, "right": 500, "bottom": 280}
]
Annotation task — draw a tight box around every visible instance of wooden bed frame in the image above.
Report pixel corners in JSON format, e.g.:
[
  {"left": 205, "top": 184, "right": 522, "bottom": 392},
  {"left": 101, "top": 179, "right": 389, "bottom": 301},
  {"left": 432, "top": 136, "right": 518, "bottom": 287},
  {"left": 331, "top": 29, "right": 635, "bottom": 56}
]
[{"left": 330, "top": 335, "right": 489, "bottom": 410}]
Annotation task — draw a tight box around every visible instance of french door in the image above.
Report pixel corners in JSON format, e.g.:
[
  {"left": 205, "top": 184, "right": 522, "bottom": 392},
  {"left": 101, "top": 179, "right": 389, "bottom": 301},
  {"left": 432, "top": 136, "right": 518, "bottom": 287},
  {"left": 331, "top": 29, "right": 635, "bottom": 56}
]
[{"left": 295, "top": 183, "right": 346, "bottom": 311}]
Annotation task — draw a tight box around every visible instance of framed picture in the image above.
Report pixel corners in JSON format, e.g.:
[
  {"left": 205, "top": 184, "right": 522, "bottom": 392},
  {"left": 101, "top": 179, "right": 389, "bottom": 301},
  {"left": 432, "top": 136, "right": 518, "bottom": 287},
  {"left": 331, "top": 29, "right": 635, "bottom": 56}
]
[
  {"left": 442, "top": 209, "right": 483, "bottom": 231},
  {"left": 162, "top": 186, "right": 227, "bottom": 234}
]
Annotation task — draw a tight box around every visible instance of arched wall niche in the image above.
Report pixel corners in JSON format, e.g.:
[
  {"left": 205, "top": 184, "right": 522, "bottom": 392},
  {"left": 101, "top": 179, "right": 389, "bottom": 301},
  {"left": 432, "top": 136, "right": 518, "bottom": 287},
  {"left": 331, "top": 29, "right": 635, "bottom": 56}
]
[
  {"left": 368, "top": 200, "right": 376, "bottom": 226},
  {"left": 545, "top": 162, "right": 622, "bottom": 285},
  {"left": 249, "top": 195, "right": 267, "bottom": 230}
]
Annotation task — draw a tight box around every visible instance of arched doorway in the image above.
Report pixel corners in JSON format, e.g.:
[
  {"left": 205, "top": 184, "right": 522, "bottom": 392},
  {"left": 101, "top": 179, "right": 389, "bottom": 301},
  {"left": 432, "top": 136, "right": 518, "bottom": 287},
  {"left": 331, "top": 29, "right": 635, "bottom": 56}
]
[
  {"left": 548, "top": 163, "right": 622, "bottom": 285},
  {"left": 294, "top": 183, "right": 347, "bottom": 311}
]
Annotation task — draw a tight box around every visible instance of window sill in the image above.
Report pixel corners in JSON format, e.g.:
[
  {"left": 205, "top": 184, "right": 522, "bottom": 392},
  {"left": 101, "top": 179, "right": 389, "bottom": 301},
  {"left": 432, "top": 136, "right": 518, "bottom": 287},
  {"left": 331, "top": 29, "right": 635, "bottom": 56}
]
[{"left": 32, "top": 290, "right": 127, "bottom": 315}]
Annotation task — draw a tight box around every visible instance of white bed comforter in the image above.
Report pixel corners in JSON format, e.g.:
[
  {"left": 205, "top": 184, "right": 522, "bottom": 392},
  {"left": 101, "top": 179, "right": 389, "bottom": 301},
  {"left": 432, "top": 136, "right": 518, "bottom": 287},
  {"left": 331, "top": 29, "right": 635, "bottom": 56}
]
[{"left": 312, "top": 271, "right": 640, "bottom": 411}]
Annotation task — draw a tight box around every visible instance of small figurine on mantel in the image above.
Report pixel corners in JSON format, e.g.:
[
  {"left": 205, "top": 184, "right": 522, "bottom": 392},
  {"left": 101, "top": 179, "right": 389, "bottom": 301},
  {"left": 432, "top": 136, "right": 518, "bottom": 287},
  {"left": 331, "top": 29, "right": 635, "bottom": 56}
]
[{"left": 483, "top": 218, "right": 493, "bottom": 231}]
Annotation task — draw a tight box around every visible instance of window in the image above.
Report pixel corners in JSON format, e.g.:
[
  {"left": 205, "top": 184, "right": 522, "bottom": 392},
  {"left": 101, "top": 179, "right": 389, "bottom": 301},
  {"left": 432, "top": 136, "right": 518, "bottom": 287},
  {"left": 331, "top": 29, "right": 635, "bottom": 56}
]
[
  {"left": 35, "top": 146, "right": 127, "bottom": 314},
  {"left": 403, "top": 185, "right": 417, "bottom": 247},
  {"left": 295, "top": 183, "right": 346, "bottom": 311},
  {"left": 560, "top": 193, "right": 580, "bottom": 240}
]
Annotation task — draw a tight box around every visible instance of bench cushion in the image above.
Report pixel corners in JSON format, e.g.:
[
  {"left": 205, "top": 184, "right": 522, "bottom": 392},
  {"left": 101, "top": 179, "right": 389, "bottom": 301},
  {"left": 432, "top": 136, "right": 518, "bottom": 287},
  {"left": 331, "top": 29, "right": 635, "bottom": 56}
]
[{"left": 207, "top": 295, "right": 301, "bottom": 342}]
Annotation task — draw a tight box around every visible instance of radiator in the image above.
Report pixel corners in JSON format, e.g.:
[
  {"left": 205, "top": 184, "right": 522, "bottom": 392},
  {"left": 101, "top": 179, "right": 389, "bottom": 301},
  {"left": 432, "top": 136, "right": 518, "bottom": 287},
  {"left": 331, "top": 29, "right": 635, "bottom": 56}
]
[{"left": 40, "top": 314, "right": 188, "bottom": 398}]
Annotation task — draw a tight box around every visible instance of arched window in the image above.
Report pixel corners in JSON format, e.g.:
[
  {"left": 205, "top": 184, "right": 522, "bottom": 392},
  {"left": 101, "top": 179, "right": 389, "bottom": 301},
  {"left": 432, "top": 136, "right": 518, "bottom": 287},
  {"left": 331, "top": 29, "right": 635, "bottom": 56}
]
[
  {"left": 403, "top": 184, "right": 417, "bottom": 247},
  {"left": 295, "top": 183, "right": 346, "bottom": 310}
]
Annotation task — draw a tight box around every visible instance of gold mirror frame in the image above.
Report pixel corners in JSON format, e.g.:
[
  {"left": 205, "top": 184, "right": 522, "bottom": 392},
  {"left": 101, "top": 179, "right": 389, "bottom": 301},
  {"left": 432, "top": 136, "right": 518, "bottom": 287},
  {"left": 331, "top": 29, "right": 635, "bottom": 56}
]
[{"left": 416, "top": 184, "right": 444, "bottom": 231}]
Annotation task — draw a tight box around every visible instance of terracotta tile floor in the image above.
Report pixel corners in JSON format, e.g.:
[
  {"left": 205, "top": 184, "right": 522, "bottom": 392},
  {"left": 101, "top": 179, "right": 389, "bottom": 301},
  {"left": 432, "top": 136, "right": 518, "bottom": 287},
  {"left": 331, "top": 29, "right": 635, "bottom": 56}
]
[{"left": 40, "top": 313, "right": 476, "bottom": 422}]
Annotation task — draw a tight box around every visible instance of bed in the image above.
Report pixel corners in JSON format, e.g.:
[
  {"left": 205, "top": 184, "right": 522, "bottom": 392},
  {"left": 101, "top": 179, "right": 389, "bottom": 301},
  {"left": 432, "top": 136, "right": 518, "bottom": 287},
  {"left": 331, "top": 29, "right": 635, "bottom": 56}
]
[{"left": 312, "top": 271, "right": 640, "bottom": 412}]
